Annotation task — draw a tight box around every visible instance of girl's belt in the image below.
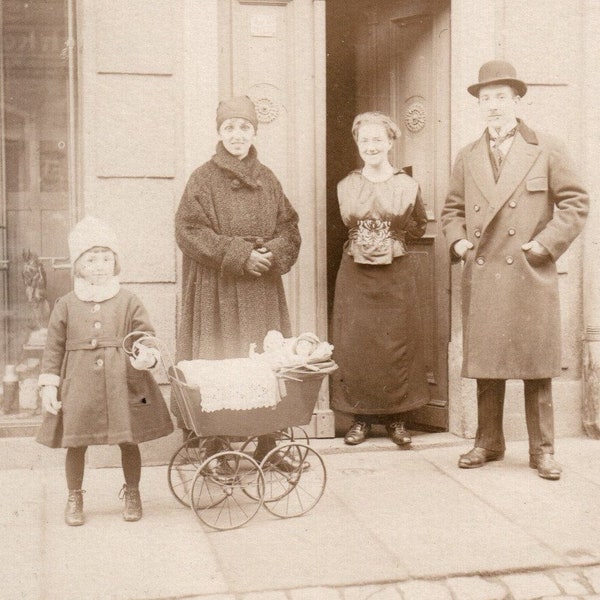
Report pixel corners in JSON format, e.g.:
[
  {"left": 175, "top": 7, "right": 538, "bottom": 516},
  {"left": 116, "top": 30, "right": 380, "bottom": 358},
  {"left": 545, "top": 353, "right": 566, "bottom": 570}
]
[{"left": 66, "top": 337, "right": 122, "bottom": 350}]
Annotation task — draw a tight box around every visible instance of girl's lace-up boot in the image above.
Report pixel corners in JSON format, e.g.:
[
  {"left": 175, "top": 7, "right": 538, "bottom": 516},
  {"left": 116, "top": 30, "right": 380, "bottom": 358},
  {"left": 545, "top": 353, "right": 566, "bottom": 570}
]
[
  {"left": 119, "top": 484, "right": 143, "bottom": 521},
  {"left": 65, "top": 489, "right": 85, "bottom": 526}
]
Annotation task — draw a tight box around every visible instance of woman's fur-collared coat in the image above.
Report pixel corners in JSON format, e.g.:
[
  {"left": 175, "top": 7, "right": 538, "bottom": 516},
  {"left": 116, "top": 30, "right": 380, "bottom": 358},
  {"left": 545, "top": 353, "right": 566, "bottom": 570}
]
[
  {"left": 175, "top": 142, "right": 301, "bottom": 361},
  {"left": 442, "top": 121, "right": 589, "bottom": 380}
]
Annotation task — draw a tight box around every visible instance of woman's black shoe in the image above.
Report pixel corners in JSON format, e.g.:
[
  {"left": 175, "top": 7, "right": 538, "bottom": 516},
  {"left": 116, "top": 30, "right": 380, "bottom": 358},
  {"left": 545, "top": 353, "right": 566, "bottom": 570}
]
[
  {"left": 386, "top": 421, "right": 411, "bottom": 446},
  {"left": 344, "top": 421, "right": 371, "bottom": 445}
]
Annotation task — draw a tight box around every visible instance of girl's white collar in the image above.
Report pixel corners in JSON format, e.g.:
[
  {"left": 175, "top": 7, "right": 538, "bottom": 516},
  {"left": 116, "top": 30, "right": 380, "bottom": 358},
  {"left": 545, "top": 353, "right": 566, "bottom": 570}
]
[{"left": 74, "top": 276, "right": 120, "bottom": 302}]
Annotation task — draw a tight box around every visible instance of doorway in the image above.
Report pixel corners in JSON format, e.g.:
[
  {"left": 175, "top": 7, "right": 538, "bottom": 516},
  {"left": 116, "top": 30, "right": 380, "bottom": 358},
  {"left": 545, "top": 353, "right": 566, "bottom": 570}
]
[{"left": 326, "top": 0, "right": 451, "bottom": 431}]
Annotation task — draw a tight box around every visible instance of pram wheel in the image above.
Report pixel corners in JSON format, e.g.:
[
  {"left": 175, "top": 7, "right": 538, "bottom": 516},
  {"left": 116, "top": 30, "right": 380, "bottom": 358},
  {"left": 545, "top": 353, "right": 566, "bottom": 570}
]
[
  {"left": 238, "top": 426, "right": 309, "bottom": 457},
  {"left": 261, "top": 443, "right": 326, "bottom": 519},
  {"left": 239, "top": 429, "right": 287, "bottom": 458},
  {"left": 167, "top": 436, "right": 230, "bottom": 507},
  {"left": 289, "top": 426, "right": 310, "bottom": 446},
  {"left": 190, "top": 451, "right": 265, "bottom": 530}
]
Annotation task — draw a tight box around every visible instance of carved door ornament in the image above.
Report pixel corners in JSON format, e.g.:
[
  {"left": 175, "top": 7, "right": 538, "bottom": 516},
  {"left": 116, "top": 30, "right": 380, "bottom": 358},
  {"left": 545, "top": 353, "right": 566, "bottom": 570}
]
[
  {"left": 247, "top": 83, "right": 284, "bottom": 124},
  {"left": 404, "top": 101, "right": 426, "bottom": 133}
]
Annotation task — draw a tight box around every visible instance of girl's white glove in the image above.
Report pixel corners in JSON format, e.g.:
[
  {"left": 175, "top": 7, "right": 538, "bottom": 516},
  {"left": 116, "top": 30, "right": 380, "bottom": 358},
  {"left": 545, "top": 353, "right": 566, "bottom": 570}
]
[
  {"left": 130, "top": 344, "right": 160, "bottom": 370},
  {"left": 41, "top": 385, "right": 62, "bottom": 415}
]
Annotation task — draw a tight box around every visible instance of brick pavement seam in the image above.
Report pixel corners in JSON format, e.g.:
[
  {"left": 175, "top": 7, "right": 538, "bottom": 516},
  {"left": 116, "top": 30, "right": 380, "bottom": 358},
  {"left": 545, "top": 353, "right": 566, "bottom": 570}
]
[{"left": 155, "top": 565, "right": 600, "bottom": 600}]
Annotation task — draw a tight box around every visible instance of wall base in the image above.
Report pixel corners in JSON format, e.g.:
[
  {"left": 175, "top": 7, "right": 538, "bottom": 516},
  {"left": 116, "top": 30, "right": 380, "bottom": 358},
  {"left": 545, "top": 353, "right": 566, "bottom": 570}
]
[{"left": 583, "top": 340, "right": 600, "bottom": 438}]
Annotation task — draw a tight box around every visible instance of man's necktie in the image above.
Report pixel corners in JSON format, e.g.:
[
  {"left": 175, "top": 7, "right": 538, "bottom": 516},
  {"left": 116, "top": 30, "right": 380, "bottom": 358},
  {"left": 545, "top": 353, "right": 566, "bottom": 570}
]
[{"left": 490, "top": 126, "right": 518, "bottom": 176}]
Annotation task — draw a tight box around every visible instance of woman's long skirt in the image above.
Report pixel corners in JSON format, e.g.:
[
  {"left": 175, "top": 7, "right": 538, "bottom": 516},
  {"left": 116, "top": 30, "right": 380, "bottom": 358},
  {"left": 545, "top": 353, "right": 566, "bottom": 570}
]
[{"left": 331, "top": 252, "right": 430, "bottom": 416}]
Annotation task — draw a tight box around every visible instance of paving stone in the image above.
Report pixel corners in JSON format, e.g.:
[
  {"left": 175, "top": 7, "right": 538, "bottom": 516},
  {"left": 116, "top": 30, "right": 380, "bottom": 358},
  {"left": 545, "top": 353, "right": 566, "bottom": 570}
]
[
  {"left": 553, "top": 569, "right": 592, "bottom": 595},
  {"left": 585, "top": 566, "right": 600, "bottom": 593},
  {"left": 446, "top": 576, "right": 508, "bottom": 600},
  {"left": 243, "top": 592, "right": 288, "bottom": 600},
  {"left": 343, "top": 585, "right": 388, "bottom": 600},
  {"left": 290, "top": 587, "right": 342, "bottom": 600},
  {"left": 398, "top": 579, "right": 453, "bottom": 600},
  {"left": 188, "top": 596, "right": 237, "bottom": 600},
  {"left": 342, "top": 585, "right": 403, "bottom": 599},
  {"left": 501, "top": 572, "right": 561, "bottom": 599},
  {"left": 367, "top": 586, "right": 404, "bottom": 599}
]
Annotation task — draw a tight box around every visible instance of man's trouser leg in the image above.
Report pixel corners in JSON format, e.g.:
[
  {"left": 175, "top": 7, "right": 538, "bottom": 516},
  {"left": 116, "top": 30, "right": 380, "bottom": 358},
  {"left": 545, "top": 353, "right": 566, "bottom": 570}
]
[
  {"left": 524, "top": 378, "right": 554, "bottom": 456},
  {"left": 475, "top": 379, "right": 506, "bottom": 453}
]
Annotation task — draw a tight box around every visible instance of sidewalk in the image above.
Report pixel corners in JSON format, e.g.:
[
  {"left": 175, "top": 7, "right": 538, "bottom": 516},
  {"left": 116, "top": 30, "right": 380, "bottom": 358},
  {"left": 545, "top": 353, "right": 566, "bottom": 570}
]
[{"left": 2, "top": 433, "right": 600, "bottom": 600}]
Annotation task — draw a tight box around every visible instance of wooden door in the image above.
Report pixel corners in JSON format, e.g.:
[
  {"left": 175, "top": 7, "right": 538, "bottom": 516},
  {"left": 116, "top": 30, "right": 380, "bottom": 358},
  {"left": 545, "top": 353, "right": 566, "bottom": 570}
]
[{"left": 326, "top": 0, "right": 450, "bottom": 429}]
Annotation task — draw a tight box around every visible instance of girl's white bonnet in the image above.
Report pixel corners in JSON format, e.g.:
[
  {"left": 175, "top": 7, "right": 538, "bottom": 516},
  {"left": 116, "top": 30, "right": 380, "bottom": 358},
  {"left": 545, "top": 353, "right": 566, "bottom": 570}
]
[{"left": 68, "top": 216, "right": 120, "bottom": 265}]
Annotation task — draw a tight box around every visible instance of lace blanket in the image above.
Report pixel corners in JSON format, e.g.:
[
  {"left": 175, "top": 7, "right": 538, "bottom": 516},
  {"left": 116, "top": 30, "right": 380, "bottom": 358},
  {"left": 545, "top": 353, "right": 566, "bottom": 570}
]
[{"left": 176, "top": 357, "right": 280, "bottom": 413}]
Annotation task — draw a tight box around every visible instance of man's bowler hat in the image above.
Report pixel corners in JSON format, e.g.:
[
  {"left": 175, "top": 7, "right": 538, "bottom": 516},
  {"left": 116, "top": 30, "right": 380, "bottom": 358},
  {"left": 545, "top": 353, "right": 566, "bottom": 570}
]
[{"left": 468, "top": 60, "right": 527, "bottom": 98}]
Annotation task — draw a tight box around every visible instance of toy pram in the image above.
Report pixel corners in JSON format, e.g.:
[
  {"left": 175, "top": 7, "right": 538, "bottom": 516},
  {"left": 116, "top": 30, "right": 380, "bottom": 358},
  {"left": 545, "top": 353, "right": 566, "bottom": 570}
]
[{"left": 124, "top": 332, "right": 337, "bottom": 530}]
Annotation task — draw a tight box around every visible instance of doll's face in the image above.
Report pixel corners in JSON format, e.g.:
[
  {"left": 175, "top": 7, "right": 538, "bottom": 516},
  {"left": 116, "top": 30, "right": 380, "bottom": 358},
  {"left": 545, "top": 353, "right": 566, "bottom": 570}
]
[
  {"left": 295, "top": 339, "right": 313, "bottom": 357},
  {"left": 75, "top": 247, "right": 116, "bottom": 285}
]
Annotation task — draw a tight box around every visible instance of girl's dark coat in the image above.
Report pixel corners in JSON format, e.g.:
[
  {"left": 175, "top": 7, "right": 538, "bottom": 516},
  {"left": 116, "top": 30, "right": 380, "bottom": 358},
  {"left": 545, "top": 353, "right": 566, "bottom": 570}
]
[{"left": 40, "top": 289, "right": 173, "bottom": 447}]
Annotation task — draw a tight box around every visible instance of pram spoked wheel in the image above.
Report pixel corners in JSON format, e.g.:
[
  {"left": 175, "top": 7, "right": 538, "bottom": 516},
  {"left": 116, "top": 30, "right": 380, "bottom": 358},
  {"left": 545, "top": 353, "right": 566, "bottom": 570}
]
[
  {"left": 238, "top": 426, "right": 309, "bottom": 457},
  {"left": 260, "top": 442, "right": 326, "bottom": 518},
  {"left": 167, "top": 435, "right": 230, "bottom": 507},
  {"left": 190, "top": 450, "right": 265, "bottom": 530}
]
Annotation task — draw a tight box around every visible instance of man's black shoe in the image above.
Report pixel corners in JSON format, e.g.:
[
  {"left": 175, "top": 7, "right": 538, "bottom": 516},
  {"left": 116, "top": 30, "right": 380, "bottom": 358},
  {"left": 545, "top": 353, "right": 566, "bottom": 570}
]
[
  {"left": 458, "top": 447, "right": 504, "bottom": 468},
  {"left": 529, "top": 453, "right": 561, "bottom": 480}
]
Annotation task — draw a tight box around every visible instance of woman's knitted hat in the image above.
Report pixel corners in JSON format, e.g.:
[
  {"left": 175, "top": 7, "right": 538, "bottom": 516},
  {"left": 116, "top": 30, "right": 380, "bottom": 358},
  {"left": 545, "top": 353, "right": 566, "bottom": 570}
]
[
  {"left": 68, "top": 216, "right": 120, "bottom": 265},
  {"left": 216, "top": 95, "right": 258, "bottom": 131}
]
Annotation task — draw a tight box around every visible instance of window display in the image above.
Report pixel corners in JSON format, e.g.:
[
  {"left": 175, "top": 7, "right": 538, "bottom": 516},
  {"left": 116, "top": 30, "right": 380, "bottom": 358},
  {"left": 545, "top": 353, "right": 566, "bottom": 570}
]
[{"left": 0, "top": 0, "right": 76, "bottom": 430}]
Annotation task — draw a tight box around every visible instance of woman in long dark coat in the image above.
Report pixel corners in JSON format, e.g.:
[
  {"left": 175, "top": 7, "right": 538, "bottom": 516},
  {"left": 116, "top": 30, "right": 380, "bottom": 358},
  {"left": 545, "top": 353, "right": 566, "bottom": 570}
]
[
  {"left": 332, "top": 111, "right": 430, "bottom": 446},
  {"left": 175, "top": 95, "right": 301, "bottom": 464}
]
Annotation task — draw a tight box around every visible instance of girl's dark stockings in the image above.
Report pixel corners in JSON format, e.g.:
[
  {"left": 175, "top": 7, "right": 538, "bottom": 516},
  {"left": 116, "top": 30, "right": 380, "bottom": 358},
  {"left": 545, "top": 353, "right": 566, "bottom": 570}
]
[
  {"left": 120, "top": 443, "right": 141, "bottom": 487},
  {"left": 66, "top": 446, "right": 86, "bottom": 490},
  {"left": 65, "top": 443, "right": 141, "bottom": 490}
]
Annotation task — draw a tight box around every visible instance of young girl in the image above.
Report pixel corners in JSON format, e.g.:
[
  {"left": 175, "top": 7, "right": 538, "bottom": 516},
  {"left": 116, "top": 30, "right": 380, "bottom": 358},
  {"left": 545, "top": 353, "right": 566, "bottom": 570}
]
[{"left": 36, "top": 216, "right": 173, "bottom": 526}]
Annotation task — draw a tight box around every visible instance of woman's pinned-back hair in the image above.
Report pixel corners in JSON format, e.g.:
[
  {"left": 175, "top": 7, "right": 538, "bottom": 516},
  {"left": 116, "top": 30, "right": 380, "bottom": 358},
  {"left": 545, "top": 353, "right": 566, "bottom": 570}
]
[{"left": 352, "top": 111, "right": 402, "bottom": 142}]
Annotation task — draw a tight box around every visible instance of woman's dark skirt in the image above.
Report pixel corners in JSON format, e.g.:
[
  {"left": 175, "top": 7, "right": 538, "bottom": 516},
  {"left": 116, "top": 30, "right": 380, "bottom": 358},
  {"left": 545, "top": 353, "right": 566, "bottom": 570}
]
[{"left": 331, "top": 252, "right": 430, "bottom": 416}]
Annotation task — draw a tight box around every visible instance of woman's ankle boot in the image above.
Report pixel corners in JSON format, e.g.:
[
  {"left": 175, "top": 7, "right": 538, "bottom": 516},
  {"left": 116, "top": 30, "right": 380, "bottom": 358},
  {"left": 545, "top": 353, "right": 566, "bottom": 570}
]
[
  {"left": 119, "top": 484, "right": 143, "bottom": 521},
  {"left": 65, "top": 490, "right": 85, "bottom": 526}
]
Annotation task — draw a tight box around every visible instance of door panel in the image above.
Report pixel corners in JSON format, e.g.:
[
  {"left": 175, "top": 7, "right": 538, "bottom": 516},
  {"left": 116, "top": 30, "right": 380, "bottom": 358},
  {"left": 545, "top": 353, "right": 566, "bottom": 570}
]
[{"left": 326, "top": 0, "right": 450, "bottom": 430}]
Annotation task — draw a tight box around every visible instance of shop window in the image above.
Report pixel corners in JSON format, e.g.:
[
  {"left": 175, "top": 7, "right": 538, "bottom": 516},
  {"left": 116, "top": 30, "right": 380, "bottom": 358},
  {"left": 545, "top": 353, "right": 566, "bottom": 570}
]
[{"left": 0, "top": 0, "right": 76, "bottom": 430}]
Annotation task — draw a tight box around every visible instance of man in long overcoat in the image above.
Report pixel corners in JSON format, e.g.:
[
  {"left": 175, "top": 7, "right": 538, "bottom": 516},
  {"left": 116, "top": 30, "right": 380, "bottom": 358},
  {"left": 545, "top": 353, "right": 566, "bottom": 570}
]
[{"left": 441, "top": 60, "right": 589, "bottom": 480}]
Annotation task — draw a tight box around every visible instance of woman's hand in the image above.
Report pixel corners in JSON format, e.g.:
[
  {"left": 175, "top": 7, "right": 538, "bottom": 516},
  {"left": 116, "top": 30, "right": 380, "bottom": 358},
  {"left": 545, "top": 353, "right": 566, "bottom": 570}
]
[
  {"left": 244, "top": 249, "right": 273, "bottom": 277},
  {"left": 41, "top": 385, "right": 62, "bottom": 415}
]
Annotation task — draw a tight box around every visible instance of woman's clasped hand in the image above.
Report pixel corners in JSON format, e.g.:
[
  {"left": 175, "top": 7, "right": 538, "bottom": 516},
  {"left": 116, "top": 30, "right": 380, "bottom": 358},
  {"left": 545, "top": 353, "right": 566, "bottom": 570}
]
[{"left": 244, "top": 247, "right": 274, "bottom": 276}]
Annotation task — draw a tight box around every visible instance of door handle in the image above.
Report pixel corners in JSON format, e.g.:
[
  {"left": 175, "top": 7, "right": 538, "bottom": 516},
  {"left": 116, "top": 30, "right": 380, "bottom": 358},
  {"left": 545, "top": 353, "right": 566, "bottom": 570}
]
[
  {"left": 0, "top": 257, "right": 70, "bottom": 271},
  {"left": 38, "top": 256, "right": 71, "bottom": 270}
]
